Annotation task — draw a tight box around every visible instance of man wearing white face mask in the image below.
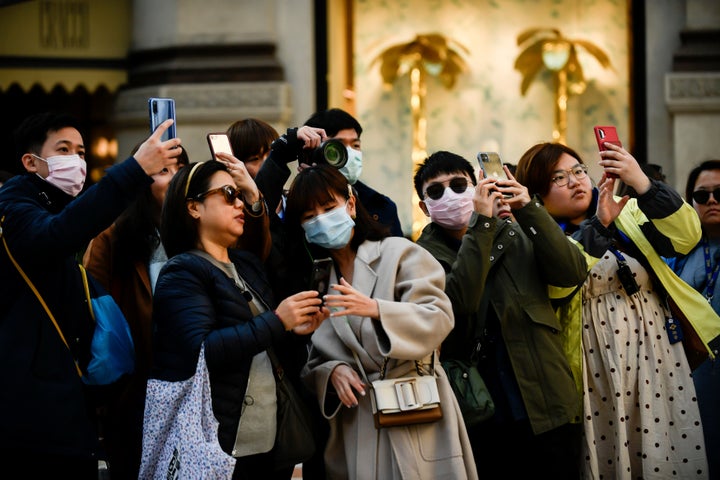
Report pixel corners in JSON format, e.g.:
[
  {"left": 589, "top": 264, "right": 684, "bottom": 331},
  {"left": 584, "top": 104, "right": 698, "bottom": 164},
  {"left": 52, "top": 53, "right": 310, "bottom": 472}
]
[
  {"left": 0, "top": 111, "right": 182, "bottom": 478},
  {"left": 413, "top": 151, "right": 587, "bottom": 478}
]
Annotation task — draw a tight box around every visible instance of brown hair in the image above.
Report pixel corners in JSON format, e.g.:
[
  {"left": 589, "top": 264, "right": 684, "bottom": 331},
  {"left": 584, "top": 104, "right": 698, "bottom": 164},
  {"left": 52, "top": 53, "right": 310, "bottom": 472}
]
[
  {"left": 226, "top": 118, "right": 279, "bottom": 162},
  {"left": 515, "top": 142, "right": 585, "bottom": 197}
]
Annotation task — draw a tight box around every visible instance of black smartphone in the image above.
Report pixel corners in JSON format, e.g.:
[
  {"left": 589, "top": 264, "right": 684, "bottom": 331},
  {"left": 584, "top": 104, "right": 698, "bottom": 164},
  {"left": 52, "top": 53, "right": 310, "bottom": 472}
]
[
  {"left": 477, "top": 151, "right": 512, "bottom": 197},
  {"left": 309, "top": 257, "right": 333, "bottom": 305},
  {"left": 148, "top": 97, "right": 176, "bottom": 142},
  {"left": 207, "top": 133, "right": 234, "bottom": 160}
]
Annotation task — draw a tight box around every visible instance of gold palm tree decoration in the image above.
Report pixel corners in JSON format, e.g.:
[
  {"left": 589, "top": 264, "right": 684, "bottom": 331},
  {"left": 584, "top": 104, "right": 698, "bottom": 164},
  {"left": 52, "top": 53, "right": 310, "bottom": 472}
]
[
  {"left": 371, "top": 33, "right": 469, "bottom": 238},
  {"left": 515, "top": 28, "right": 612, "bottom": 144}
]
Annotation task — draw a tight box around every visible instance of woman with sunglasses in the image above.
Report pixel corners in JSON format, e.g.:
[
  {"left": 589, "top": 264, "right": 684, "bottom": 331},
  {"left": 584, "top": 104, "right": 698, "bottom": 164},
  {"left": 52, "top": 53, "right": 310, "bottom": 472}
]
[
  {"left": 283, "top": 165, "right": 477, "bottom": 480},
  {"left": 147, "top": 160, "right": 329, "bottom": 479},
  {"left": 515, "top": 142, "right": 711, "bottom": 478},
  {"left": 667, "top": 159, "right": 720, "bottom": 479}
]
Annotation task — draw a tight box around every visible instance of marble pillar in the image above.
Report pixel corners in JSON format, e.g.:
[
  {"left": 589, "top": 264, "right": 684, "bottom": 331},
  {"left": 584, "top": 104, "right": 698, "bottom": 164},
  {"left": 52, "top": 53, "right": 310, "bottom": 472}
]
[{"left": 665, "top": 0, "right": 720, "bottom": 193}]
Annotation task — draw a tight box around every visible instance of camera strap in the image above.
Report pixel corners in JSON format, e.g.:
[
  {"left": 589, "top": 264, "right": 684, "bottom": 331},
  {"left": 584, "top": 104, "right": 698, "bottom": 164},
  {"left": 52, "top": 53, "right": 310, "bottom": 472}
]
[{"left": 608, "top": 244, "right": 640, "bottom": 296}]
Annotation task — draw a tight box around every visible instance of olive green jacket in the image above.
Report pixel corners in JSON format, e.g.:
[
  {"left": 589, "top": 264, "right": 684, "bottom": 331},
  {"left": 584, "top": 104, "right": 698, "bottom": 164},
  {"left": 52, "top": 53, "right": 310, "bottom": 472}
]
[{"left": 417, "top": 198, "right": 587, "bottom": 434}]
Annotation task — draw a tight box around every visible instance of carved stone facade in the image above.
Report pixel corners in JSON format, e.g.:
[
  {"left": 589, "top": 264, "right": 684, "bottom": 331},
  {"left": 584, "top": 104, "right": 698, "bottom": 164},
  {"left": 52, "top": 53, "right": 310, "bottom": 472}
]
[{"left": 665, "top": 0, "right": 720, "bottom": 193}]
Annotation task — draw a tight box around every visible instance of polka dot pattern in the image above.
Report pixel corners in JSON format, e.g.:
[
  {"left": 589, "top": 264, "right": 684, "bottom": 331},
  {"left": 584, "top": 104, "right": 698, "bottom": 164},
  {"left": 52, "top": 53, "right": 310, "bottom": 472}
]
[{"left": 581, "top": 252, "right": 707, "bottom": 478}]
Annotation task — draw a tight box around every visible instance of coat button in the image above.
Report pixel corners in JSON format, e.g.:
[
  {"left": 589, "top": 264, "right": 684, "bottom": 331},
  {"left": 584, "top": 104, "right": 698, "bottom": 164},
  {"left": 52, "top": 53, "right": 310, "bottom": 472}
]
[
  {"left": 489, "top": 255, "right": 495, "bottom": 262},
  {"left": 483, "top": 222, "right": 491, "bottom": 228},
  {"left": 497, "top": 244, "right": 503, "bottom": 250},
  {"left": 508, "top": 231, "right": 515, "bottom": 236}
]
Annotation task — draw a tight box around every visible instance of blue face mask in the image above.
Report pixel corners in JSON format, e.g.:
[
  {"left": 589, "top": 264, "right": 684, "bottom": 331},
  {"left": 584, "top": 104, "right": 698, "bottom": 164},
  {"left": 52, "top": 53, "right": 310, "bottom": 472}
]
[
  {"left": 338, "top": 148, "right": 362, "bottom": 185},
  {"left": 302, "top": 203, "right": 355, "bottom": 250}
]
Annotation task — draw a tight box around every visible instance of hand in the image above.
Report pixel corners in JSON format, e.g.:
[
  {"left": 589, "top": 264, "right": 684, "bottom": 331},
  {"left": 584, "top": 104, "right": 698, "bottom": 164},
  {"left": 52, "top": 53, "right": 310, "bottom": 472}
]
[
  {"left": 330, "top": 364, "right": 366, "bottom": 408},
  {"left": 596, "top": 173, "right": 629, "bottom": 227},
  {"left": 214, "top": 152, "right": 260, "bottom": 204},
  {"left": 495, "top": 166, "right": 531, "bottom": 210},
  {"left": 274, "top": 291, "right": 325, "bottom": 331},
  {"left": 133, "top": 119, "right": 183, "bottom": 176},
  {"left": 292, "top": 305, "right": 330, "bottom": 336},
  {"left": 324, "top": 278, "right": 380, "bottom": 319},
  {"left": 473, "top": 170, "right": 501, "bottom": 217},
  {"left": 297, "top": 126, "right": 327, "bottom": 150},
  {"left": 598, "top": 143, "right": 651, "bottom": 195}
]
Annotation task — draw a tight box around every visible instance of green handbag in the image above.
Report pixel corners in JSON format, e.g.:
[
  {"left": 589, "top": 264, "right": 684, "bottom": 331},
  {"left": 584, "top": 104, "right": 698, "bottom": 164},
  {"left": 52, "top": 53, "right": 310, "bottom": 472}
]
[{"left": 441, "top": 358, "right": 494, "bottom": 427}]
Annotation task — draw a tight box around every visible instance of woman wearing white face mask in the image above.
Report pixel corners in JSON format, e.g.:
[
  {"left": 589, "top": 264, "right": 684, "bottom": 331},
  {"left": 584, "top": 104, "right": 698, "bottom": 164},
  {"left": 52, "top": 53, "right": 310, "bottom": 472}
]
[{"left": 283, "top": 165, "right": 478, "bottom": 480}]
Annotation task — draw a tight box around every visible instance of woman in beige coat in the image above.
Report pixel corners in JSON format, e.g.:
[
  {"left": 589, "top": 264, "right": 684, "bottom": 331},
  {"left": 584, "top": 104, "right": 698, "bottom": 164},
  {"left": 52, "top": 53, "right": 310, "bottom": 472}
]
[{"left": 283, "top": 165, "right": 477, "bottom": 480}]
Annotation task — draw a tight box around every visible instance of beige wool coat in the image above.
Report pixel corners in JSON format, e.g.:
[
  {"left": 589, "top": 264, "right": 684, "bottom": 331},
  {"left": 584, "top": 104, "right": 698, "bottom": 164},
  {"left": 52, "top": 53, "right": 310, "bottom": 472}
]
[{"left": 302, "top": 237, "right": 478, "bottom": 480}]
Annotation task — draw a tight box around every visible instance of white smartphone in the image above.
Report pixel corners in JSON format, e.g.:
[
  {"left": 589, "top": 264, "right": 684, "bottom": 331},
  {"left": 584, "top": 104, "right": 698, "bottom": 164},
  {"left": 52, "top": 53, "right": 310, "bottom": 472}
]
[
  {"left": 207, "top": 133, "right": 234, "bottom": 160},
  {"left": 148, "top": 97, "right": 176, "bottom": 142}
]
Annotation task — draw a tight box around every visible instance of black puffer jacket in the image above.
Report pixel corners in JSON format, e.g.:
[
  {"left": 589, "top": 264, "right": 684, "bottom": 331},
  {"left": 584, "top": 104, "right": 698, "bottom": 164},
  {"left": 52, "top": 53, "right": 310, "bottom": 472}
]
[
  {"left": 151, "top": 249, "right": 299, "bottom": 454},
  {"left": 0, "top": 161, "right": 151, "bottom": 460}
]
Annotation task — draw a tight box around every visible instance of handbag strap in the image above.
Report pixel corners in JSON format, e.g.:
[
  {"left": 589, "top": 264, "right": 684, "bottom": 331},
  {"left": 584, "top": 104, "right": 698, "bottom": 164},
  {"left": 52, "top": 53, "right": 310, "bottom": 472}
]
[{"left": 1, "top": 217, "right": 83, "bottom": 377}]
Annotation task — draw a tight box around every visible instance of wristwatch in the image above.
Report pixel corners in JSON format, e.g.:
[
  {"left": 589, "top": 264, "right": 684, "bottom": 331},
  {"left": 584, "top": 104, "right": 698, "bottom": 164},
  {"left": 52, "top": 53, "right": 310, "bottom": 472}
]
[{"left": 250, "top": 199, "right": 263, "bottom": 213}]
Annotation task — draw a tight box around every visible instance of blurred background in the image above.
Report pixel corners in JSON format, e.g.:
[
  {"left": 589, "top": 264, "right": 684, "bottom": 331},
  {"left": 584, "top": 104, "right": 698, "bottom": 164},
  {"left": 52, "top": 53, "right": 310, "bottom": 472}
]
[{"left": 0, "top": 0, "right": 717, "bottom": 237}]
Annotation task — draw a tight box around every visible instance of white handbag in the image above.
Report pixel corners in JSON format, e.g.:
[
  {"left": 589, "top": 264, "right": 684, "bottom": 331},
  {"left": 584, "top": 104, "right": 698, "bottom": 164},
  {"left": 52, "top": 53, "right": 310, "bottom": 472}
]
[{"left": 372, "top": 375, "right": 441, "bottom": 413}]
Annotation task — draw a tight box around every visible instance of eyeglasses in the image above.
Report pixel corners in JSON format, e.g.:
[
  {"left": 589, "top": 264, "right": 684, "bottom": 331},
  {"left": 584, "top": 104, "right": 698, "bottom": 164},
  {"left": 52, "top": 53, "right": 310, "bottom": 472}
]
[
  {"left": 424, "top": 177, "right": 469, "bottom": 200},
  {"left": 193, "top": 185, "right": 242, "bottom": 205},
  {"left": 551, "top": 164, "right": 588, "bottom": 187},
  {"left": 691, "top": 188, "right": 720, "bottom": 205}
]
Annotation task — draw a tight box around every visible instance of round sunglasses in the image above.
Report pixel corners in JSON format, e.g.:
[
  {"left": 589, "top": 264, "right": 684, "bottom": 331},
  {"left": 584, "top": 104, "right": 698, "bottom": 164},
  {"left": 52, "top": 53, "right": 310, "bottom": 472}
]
[
  {"left": 692, "top": 188, "right": 720, "bottom": 205},
  {"left": 423, "top": 177, "right": 469, "bottom": 200},
  {"left": 193, "top": 185, "right": 242, "bottom": 204}
]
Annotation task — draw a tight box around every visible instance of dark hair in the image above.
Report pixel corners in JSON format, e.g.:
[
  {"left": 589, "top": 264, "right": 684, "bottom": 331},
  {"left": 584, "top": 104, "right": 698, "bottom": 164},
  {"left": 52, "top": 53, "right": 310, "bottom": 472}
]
[
  {"left": 303, "top": 108, "right": 363, "bottom": 138},
  {"left": 161, "top": 160, "right": 228, "bottom": 258},
  {"left": 13, "top": 112, "right": 83, "bottom": 165},
  {"left": 112, "top": 144, "right": 190, "bottom": 268},
  {"left": 226, "top": 118, "right": 279, "bottom": 162},
  {"left": 284, "top": 165, "right": 388, "bottom": 252},
  {"left": 413, "top": 151, "right": 477, "bottom": 199},
  {"left": 515, "top": 142, "right": 584, "bottom": 197},
  {"left": 685, "top": 159, "right": 720, "bottom": 203}
]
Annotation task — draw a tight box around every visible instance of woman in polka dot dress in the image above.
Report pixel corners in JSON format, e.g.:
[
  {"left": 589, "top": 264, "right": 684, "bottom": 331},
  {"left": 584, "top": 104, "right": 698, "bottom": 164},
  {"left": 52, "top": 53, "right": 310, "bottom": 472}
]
[{"left": 515, "top": 142, "right": 709, "bottom": 479}]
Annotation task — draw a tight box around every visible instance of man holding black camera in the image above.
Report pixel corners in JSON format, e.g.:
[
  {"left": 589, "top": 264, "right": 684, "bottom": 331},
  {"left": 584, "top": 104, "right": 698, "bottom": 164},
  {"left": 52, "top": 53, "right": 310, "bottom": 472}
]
[{"left": 255, "top": 108, "right": 403, "bottom": 237}]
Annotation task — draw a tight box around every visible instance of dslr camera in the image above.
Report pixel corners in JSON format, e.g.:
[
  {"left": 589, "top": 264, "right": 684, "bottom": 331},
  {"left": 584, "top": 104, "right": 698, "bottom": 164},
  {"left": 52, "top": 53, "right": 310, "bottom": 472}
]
[{"left": 300, "top": 139, "right": 348, "bottom": 169}]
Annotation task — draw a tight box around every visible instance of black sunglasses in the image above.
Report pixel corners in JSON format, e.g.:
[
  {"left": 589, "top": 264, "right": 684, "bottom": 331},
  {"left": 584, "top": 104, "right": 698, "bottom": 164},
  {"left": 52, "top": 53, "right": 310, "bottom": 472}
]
[
  {"left": 424, "top": 177, "right": 469, "bottom": 201},
  {"left": 692, "top": 188, "right": 720, "bottom": 205},
  {"left": 193, "top": 185, "right": 242, "bottom": 204}
]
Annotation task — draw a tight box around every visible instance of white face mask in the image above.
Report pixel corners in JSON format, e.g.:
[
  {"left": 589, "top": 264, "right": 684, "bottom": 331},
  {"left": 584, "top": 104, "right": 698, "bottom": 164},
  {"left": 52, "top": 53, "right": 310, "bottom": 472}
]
[
  {"left": 33, "top": 153, "right": 87, "bottom": 197},
  {"left": 339, "top": 147, "right": 363, "bottom": 185}
]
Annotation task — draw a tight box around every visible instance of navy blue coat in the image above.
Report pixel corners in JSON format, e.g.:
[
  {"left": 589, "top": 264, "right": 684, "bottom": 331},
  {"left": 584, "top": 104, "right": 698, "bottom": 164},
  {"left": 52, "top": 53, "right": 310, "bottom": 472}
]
[
  {"left": 0, "top": 161, "right": 152, "bottom": 459},
  {"left": 151, "top": 249, "right": 300, "bottom": 455}
]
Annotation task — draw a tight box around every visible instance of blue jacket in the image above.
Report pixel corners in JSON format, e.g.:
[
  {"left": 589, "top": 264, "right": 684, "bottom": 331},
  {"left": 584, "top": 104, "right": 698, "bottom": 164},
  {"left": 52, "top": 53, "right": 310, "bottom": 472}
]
[
  {"left": 0, "top": 161, "right": 151, "bottom": 459},
  {"left": 151, "top": 249, "right": 302, "bottom": 455}
]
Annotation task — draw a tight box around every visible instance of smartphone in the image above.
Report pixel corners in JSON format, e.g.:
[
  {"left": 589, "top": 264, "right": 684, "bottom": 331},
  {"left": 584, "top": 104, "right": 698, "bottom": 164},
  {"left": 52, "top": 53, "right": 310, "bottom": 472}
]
[
  {"left": 477, "top": 151, "right": 512, "bottom": 197},
  {"left": 148, "top": 97, "right": 176, "bottom": 142},
  {"left": 309, "top": 257, "right": 333, "bottom": 305},
  {"left": 593, "top": 126, "right": 622, "bottom": 178},
  {"left": 207, "top": 133, "right": 234, "bottom": 160}
]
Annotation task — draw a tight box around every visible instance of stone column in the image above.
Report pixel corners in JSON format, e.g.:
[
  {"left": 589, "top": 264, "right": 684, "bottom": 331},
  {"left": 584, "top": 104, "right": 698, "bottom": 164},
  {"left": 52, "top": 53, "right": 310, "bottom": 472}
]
[
  {"left": 665, "top": 0, "right": 720, "bottom": 193},
  {"left": 113, "top": 0, "right": 306, "bottom": 163}
]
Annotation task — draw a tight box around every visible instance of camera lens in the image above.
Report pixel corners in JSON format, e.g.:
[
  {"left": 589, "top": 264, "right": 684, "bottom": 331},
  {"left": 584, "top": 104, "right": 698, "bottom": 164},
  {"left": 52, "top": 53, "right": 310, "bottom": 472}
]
[{"left": 320, "top": 140, "right": 348, "bottom": 168}]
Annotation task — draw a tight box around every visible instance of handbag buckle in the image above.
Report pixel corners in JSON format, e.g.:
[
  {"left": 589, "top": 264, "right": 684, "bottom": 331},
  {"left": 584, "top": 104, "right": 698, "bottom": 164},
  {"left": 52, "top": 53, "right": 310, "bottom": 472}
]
[{"left": 394, "top": 379, "right": 422, "bottom": 411}]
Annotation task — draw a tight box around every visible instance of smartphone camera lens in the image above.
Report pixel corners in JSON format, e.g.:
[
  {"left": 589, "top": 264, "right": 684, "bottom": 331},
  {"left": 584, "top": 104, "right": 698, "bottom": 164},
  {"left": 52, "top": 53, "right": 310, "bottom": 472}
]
[{"left": 481, "top": 154, "right": 488, "bottom": 161}]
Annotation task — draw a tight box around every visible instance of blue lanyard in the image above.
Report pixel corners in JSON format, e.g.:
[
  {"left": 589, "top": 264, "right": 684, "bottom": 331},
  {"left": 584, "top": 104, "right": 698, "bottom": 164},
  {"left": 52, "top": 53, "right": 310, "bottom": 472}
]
[{"left": 702, "top": 238, "right": 720, "bottom": 302}]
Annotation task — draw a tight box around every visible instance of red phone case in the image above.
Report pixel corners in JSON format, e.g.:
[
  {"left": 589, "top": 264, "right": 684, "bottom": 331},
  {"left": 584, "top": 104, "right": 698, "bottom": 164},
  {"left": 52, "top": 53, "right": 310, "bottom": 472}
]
[{"left": 593, "top": 126, "right": 622, "bottom": 178}]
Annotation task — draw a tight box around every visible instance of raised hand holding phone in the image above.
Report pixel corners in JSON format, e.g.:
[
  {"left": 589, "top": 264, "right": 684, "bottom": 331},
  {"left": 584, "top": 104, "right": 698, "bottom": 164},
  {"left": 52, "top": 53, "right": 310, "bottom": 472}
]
[
  {"left": 148, "top": 98, "right": 177, "bottom": 142},
  {"left": 593, "top": 126, "right": 622, "bottom": 178}
]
